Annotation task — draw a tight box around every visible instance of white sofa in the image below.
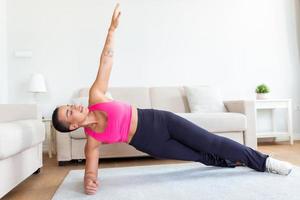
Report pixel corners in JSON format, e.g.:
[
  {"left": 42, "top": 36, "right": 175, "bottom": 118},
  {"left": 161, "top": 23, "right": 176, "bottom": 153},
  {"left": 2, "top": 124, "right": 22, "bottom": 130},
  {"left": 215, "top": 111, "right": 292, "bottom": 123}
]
[
  {"left": 56, "top": 86, "right": 257, "bottom": 165},
  {"left": 0, "top": 104, "right": 45, "bottom": 198}
]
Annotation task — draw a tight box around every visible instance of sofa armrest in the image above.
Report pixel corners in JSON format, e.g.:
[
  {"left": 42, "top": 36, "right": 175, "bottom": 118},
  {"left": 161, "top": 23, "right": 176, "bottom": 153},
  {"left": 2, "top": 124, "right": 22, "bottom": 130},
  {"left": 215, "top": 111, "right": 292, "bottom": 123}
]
[
  {"left": 223, "top": 100, "right": 257, "bottom": 149},
  {"left": 0, "top": 104, "right": 41, "bottom": 122}
]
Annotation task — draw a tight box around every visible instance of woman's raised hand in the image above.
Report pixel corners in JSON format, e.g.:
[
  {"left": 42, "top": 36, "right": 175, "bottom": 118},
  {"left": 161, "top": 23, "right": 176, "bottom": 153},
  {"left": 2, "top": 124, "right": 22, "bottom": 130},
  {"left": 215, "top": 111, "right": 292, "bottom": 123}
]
[{"left": 109, "top": 3, "right": 121, "bottom": 32}]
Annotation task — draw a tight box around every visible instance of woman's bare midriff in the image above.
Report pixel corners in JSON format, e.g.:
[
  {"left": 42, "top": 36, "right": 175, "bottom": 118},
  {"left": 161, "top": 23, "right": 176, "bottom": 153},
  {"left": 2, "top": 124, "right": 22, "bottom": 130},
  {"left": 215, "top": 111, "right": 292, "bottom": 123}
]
[{"left": 126, "top": 105, "right": 138, "bottom": 144}]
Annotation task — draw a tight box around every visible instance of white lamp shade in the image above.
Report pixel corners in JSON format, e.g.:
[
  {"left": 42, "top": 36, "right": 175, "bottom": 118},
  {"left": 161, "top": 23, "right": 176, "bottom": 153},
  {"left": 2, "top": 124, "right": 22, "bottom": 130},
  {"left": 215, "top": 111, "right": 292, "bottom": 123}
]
[{"left": 29, "top": 73, "right": 47, "bottom": 93}]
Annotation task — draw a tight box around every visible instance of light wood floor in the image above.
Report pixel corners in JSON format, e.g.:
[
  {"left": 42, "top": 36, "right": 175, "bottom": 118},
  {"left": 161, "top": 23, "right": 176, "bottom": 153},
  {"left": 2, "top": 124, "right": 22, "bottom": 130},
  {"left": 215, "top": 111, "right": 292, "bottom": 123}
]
[{"left": 2, "top": 141, "right": 300, "bottom": 200}]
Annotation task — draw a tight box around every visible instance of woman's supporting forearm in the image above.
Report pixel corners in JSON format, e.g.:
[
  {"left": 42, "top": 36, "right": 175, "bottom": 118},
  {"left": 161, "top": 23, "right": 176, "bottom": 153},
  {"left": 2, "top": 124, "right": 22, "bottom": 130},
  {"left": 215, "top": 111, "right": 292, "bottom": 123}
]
[{"left": 84, "top": 146, "right": 100, "bottom": 179}]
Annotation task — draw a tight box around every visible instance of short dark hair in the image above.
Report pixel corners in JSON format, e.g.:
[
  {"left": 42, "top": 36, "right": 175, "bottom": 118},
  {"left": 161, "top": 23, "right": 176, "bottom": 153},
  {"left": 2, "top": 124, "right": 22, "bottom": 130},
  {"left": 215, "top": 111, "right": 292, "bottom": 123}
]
[{"left": 52, "top": 107, "right": 71, "bottom": 133}]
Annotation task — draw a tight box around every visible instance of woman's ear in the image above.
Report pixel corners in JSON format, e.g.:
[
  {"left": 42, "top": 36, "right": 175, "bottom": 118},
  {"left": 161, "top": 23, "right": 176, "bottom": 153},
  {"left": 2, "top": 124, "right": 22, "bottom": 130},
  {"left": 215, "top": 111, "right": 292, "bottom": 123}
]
[{"left": 69, "top": 123, "right": 79, "bottom": 131}]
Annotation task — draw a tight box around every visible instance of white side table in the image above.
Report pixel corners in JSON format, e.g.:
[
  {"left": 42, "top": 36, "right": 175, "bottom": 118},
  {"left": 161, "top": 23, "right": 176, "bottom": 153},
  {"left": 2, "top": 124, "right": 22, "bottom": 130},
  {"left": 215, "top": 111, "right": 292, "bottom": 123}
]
[
  {"left": 255, "top": 99, "right": 293, "bottom": 145},
  {"left": 43, "top": 119, "right": 57, "bottom": 158}
]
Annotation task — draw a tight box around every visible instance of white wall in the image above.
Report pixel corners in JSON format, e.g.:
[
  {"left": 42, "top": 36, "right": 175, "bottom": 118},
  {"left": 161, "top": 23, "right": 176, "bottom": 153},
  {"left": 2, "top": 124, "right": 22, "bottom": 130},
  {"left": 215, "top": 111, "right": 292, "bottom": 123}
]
[
  {"left": 0, "top": 0, "right": 7, "bottom": 103},
  {"left": 6, "top": 0, "right": 300, "bottom": 133}
]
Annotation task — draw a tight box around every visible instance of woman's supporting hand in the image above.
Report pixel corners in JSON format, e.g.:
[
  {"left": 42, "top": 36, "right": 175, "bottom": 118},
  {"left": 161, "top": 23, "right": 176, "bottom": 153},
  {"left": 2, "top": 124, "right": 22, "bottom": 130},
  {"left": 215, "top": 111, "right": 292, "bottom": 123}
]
[
  {"left": 109, "top": 3, "right": 121, "bottom": 32},
  {"left": 84, "top": 175, "right": 99, "bottom": 195}
]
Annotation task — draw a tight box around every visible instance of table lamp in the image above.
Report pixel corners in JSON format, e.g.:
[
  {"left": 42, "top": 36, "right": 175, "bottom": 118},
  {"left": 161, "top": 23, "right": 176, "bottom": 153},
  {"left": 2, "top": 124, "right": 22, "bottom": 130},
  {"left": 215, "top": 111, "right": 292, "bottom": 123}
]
[{"left": 28, "top": 73, "right": 47, "bottom": 102}]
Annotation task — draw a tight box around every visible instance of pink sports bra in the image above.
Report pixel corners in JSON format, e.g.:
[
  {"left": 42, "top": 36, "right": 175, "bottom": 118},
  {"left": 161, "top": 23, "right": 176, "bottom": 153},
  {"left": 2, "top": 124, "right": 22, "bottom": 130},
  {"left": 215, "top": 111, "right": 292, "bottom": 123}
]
[{"left": 84, "top": 100, "right": 132, "bottom": 144}]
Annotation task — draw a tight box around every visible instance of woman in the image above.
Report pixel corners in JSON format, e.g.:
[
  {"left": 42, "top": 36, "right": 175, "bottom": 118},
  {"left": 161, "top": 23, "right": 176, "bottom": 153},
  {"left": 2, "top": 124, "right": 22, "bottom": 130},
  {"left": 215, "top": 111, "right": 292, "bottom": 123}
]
[{"left": 52, "top": 4, "right": 293, "bottom": 195}]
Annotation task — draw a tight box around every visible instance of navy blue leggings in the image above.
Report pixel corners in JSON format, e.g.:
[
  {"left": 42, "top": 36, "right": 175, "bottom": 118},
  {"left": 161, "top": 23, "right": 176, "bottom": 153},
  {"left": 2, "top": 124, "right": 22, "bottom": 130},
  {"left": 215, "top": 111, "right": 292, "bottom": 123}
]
[{"left": 129, "top": 108, "right": 268, "bottom": 172}]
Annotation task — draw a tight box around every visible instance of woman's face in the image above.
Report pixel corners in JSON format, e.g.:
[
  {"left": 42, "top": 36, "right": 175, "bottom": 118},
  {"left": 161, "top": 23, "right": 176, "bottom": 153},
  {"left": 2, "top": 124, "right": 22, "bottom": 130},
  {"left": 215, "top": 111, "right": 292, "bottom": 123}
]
[{"left": 58, "top": 104, "right": 89, "bottom": 130}]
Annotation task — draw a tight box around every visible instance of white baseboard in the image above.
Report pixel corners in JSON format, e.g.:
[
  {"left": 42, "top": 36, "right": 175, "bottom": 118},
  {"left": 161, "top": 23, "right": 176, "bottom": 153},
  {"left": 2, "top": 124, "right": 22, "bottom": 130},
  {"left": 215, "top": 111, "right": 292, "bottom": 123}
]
[{"left": 258, "top": 132, "right": 300, "bottom": 143}]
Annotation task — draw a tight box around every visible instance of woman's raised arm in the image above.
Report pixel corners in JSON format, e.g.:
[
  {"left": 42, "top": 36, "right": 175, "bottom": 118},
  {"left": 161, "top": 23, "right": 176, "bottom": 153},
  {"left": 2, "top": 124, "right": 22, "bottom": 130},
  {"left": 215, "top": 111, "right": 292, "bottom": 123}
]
[{"left": 90, "top": 3, "right": 121, "bottom": 98}]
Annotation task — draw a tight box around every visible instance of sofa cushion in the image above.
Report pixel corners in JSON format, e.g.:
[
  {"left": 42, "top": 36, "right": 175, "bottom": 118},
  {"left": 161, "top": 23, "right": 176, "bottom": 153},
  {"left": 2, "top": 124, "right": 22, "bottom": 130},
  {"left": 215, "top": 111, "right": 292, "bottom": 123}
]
[
  {"left": 175, "top": 112, "right": 246, "bottom": 133},
  {"left": 108, "top": 87, "right": 152, "bottom": 108},
  {"left": 150, "top": 86, "right": 190, "bottom": 113},
  {"left": 77, "top": 87, "right": 151, "bottom": 109},
  {"left": 72, "top": 92, "right": 114, "bottom": 107},
  {"left": 184, "top": 85, "right": 227, "bottom": 113},
  {"left": 0, "top": 120, "right": 45, "bottom": 159},
  {"left": 71, "top": 97, "right": 89, "bottom": 107}
]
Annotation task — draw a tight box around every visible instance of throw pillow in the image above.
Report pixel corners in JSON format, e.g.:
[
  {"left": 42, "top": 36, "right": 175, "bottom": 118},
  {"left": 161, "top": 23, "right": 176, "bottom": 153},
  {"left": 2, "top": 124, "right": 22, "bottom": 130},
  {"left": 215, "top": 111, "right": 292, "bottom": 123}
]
[{"left": 183, "top": 85, "right": 227, "bottom": 113}]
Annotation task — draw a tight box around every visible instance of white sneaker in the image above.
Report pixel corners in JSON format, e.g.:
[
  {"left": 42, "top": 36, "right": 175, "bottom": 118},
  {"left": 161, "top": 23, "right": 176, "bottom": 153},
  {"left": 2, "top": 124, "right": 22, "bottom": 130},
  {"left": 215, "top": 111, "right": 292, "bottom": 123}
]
[{"left": 265, "top": 157, "right": 293, "bottom": 175}]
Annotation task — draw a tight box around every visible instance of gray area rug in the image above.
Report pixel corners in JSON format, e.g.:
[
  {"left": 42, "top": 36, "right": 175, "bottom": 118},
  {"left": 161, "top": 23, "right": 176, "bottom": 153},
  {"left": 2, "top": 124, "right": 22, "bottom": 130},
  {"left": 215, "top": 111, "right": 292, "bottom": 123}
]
[{"left": 52, "top": 162, "right": 300, "bottom": 200}]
